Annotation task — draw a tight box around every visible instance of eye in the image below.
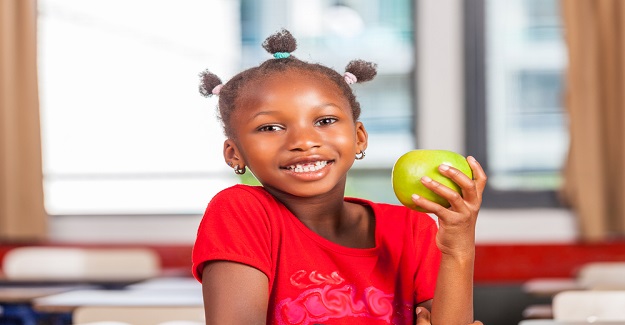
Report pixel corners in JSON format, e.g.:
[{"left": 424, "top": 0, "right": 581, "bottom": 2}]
[
  {"left": 257, "top": 124, "right": 284, "bottom": 132},
  {"left": 315, "top": 117, "right": 338, "bottom": 126}
]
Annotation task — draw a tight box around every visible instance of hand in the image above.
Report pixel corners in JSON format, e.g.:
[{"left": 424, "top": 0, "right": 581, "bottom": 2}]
[
  {"left": 410, "top": 156, "right": 487, "bottom": 258},
  {"left": 415, "top": 307, "right": 432, "bottom": 325},
  {"left": 416, "top": 307, "right": 484, "bottom": 325}
]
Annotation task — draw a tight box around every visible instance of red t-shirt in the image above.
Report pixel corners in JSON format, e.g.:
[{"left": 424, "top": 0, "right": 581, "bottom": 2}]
[{"left": 192, "top": 184, "right": 441, "bottom": 325}]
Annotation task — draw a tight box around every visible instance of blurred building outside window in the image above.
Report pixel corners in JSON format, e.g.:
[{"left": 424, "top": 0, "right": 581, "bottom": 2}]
[
  {"left": 38, "top": 0, "right": 415, "bottom": 215},
  {"left": 485, "top": 0, "right": 568, "bottom": 192}
]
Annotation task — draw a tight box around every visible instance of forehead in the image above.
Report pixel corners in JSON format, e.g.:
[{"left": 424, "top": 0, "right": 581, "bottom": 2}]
[{"left": 234, "top": 68, "right": 347, "bottom": 109}]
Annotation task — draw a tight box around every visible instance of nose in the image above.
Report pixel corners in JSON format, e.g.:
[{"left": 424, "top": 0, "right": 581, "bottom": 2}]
[{"left": 287, "top": 125, "right": 321, "bottom": 152}]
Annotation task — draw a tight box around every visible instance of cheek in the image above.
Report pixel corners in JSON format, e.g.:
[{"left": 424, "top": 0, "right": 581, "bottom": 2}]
[
  {"left": 239, "top": 137, "right": 276, "bottom": 166},
  {"left": 325, "top": 125, "right": 359, "bottom": 150}
]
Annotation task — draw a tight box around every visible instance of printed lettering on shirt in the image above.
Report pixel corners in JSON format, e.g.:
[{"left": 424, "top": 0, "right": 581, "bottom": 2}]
[{"left": 275, "top": 270, "right": 411, "bottom": 325}]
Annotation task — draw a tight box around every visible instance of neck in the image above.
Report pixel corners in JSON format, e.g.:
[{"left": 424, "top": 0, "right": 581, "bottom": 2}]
[
  {"left": 264, "top": 180, "right": 375, "bottom": 249},
  {"left": 265, "top": 181, "right": 347, "bottom": 230}
]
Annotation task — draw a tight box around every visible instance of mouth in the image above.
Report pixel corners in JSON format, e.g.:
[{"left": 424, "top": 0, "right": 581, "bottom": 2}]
[{"left": 282, "top": 160, "right": 331, "bottom": 173}]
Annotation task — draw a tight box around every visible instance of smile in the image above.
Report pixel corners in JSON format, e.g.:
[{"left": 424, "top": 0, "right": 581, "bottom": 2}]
[{"left": 285, "top": 161, "right": 329, "bottom": 173}]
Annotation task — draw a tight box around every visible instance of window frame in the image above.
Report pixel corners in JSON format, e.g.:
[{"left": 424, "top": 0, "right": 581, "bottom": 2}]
[{"left": 463, "top": 0, "right": 563, "bottom": 208}]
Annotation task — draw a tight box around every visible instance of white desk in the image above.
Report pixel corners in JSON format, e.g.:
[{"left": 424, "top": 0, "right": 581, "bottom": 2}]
[
  {"left": 522, "top": 278, "right": 582, "bottom": 297},
  {"left": 124, "top": 277, "right": 200, "bottom": 291},
  {"left": 32, "top": 288, "right": 203, "bottom": 313},
  {"left": 0, "top": 285, "right": 92, "bottom": 304}
]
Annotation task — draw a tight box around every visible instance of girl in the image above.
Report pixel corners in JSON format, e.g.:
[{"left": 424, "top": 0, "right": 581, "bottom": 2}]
[{"left": 193, "top": 29, "right": 487, "bottom": 325}]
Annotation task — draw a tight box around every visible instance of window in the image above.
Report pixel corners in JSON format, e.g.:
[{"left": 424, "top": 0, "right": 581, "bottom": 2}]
[
  {"left": 39, "top": 0, "right": 416, "bottom": 215},
  {"left": 464, "top": 0, "right": 568, "bottom": 207},
  {"left": 38, "top": 0, "right": 241, "bottom": 215}
]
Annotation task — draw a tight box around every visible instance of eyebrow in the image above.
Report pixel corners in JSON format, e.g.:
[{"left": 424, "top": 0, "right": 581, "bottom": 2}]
[
  {"left": 248, "top": 103, "right": 342, "bottom": 121},
  {"left": 248, "top": 110, "right": 279, "bottom": 122}
]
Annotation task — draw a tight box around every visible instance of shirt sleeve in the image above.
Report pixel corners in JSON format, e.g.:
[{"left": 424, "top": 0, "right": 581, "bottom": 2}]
[
  {"left": 192, "top": 186, "right": 273, "bottom": 282},
  {"left": 413, "top": 214, "right": 442, "bottom": 304}
]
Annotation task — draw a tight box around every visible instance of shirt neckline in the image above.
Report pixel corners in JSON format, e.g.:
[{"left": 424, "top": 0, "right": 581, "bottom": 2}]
[{"left": 281, "top": 194, "right": 380, "bottom": 257}]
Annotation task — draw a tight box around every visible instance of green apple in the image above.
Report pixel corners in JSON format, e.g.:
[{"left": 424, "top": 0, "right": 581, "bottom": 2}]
[{"left": 392, "top": 149, "right": 473, "bottom": 212}]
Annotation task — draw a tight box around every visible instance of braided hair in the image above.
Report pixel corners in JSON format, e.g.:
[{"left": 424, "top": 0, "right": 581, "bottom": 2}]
[{"left": 199, "top": 28, "right": 378, "bottom": 139}]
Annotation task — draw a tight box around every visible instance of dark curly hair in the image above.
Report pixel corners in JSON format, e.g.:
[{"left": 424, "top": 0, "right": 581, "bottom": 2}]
[{"left": 199, "top": 28, "right": 378, "bottom": 139}]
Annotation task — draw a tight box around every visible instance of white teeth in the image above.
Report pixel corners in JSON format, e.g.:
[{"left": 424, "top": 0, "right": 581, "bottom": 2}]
[{"left": 287, "top": 161, "right": 328, "bottom": 173}]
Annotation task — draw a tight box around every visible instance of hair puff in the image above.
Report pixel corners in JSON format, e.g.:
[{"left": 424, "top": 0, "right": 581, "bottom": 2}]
[
  {"left": 262, "top": 28, "right": 297, "bottom": 55},
  {"left": 198, "top": 70, "right": 223, "bottom": 97},
  {"left": 345, "top": 60, "right": 378, "bottom": 83}
]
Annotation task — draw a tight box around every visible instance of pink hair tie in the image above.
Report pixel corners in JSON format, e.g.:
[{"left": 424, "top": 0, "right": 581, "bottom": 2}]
[
  {"left": 344, "top": 72, "right": 357, "bottom": 85},
  {"left": 212, "top": 84, "right": 223, "bottom": 95}
]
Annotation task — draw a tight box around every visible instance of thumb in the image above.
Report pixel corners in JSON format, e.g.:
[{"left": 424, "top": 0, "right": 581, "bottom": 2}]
[{"left": 415, "top": 307, "right": 431, "bottom": 325}]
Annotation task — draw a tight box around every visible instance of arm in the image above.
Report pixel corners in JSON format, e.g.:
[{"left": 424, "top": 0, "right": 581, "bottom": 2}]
[
  {"left": 411, "top": 156, "right": 487, "bottom": 325},
  {"left": 201, "top": 260, "right": 269, "bottom": 325}
]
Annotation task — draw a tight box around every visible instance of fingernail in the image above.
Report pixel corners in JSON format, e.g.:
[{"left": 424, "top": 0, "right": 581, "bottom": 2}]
[
  {"left": 412, "top": 194, "right": 420, "bottom": 201},
  {"left": 421, "top": 176, "right": 432, "bottom": 183},
  {"left": 439, "top": 164, "right": 450, "bottom": 171},
  {"left": 416, "top": 307, "right": 422, "bottom": 315},
  {"left": 468, "top": 156, "right": 476, "bottom": 163}
]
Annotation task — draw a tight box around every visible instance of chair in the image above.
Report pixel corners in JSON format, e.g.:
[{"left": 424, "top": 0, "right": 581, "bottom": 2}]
[
  {"left": 523, "top": 262, "right": 625, "bottom": 296},
  {"left": 552, "top": 290, "right": 625, "bottom": 322},
  {"left": 576, "top": 262, "right": 625, "bottom": 289},
  {"left": 2, "top": 246, "right": 161, "bottom": 282},
  {"left": 73, "top": 306, "right": 205, "bottom": 325},
  {"left": 522, "top": 261, "right": 625, "bottom": 319}
]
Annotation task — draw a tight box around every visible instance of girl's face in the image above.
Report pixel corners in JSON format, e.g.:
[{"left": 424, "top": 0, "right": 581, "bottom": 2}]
[{"left": 224, "top": 68, "right": 368, "bottom": 198}]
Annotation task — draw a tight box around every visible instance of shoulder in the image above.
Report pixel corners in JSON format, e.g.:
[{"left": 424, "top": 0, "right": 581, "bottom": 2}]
[
  {"left": 212, "top": 184, "right": 271, "bottom": 199},
  {"left": 193, "top": 185, "right": 278, "bottom": 282},
  {"left": 198, "top": 184, "right": 283, "bottom": 237},
  {"left": 209, "top": 184, "right": 275, "bottom": 208},
  {"left": 202, "top": 184, "right": 282, "bottom": 224}
]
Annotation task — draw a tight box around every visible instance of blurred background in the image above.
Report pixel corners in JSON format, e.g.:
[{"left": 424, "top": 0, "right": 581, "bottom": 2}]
[{"left": 2, "top": 0, "right": 624, "bottom": 324}]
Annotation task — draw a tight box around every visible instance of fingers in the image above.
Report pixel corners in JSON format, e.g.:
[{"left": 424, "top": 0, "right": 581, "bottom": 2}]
[
  {"left": 458, "top": 156, "right": 487, "bottom": 209},
  {"left": 410, "top": 155, "right": 487, "bottom": 216},
  {"left": 413, "top": 172, "right": 471, "bottom": 216},
  {"left": 420, "top": 157, "right": 487, "bottom": 211},
  {"left": 412, "top": 176, "right": 468, "bottom": 215},
  {"left": 437, "top": 159, "right": 479, "bottom": 207},
  {"left": 415, "top": 307, "right": 431, "bottom": 325},
  {"left": 467, "top": 156, "right": 487, "bottom": 194}
]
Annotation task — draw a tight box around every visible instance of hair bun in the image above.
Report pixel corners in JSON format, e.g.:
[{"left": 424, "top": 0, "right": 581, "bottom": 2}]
[
  {"left": 198, "top": 70, "right": 223, "bottom": 97},
  {"left": 262, "top": 28, "right": 297, "bottom": 55},
  {"left": 345, "top": 60, "right": 378, "bottom": 83}
]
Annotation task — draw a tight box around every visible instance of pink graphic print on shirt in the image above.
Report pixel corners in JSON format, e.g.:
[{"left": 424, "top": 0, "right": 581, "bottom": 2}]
[
  {"left": 290, "top": 270, "right": 345, "bottom": 289},
  {"left": 275, "top": 270, "right": 410, "bottom": 325}
]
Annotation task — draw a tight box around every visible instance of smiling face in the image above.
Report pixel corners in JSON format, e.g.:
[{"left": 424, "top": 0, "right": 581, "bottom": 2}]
[{"left": 223, "top": 68, "right": 368, "bottom": 198}]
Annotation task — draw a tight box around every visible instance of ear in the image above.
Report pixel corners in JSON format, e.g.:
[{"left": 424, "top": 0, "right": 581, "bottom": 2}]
[
  {"left": 223, "top": 139, "right": 245, "bottom": 168},
  {"left": 355, "top": 121, "right": 368, "bottom": 154}
]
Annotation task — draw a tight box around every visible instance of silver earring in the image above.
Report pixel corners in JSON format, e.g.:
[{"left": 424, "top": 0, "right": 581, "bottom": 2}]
[
  {"left": 234, "top": 165, "right": 246, "bottom": 175},
  {"left": 355, "top": 150, "right": 365, "bottom": 160}
]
